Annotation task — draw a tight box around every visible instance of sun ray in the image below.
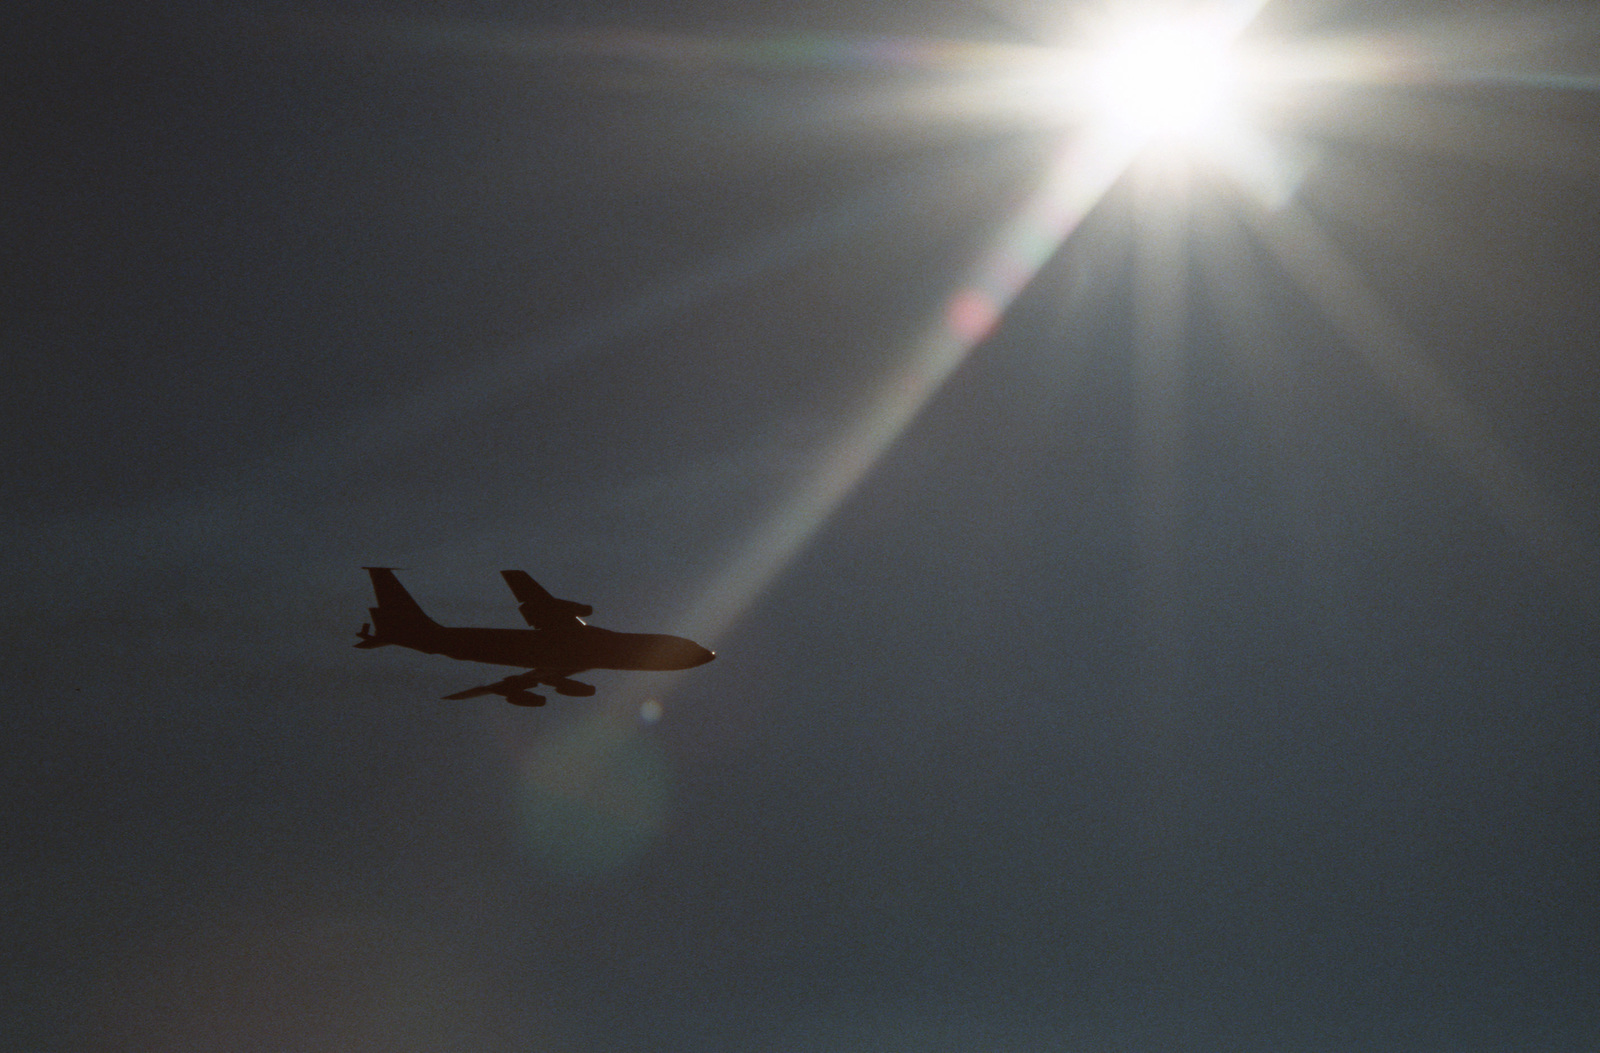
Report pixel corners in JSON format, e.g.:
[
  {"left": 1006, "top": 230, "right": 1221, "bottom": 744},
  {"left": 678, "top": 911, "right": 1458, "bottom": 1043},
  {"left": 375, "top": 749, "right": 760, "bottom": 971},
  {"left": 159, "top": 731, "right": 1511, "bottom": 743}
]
[
  {"left": 1242, "top": 199, "right": 1594, "bottom": 576},
  {"left": 1130, "top": 155, "right": 1194, "bottom": 706},
  {"left": 671, "top": 130, "right": 1138, "bottom": 658}
]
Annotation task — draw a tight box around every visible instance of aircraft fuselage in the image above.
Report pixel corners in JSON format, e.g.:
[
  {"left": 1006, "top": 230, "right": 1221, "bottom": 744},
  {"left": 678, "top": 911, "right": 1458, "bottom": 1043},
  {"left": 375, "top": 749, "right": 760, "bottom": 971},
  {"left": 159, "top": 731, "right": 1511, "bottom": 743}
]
[{"left": 392, "top": 623, "right": 713, "bottom": 672}]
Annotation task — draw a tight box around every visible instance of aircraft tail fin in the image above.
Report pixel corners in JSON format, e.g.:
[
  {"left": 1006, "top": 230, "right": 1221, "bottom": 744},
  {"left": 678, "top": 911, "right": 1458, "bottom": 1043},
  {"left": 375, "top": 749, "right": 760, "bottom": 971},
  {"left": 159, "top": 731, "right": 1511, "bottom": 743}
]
[{"left": 360, "top": 567, "right": 440, "bottom": 644}]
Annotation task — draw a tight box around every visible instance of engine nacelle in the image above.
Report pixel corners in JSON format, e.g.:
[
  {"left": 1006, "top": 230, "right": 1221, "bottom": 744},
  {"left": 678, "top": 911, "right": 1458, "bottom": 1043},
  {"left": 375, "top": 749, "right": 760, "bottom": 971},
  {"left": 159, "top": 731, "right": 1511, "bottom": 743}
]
[
  {"left": 506, "top": 690, "right": 547, "bottom": 707},
  {"left": 549, "top": 677, "right": 597, "bottom": 697}
]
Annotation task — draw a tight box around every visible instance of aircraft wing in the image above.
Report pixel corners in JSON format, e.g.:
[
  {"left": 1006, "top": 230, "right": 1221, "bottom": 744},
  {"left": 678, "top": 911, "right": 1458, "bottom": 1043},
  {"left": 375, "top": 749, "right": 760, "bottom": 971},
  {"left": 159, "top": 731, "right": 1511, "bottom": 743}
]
[
  {"left": 500, "top": 570, "right": 593, "bottom": 629},
  {"left": 443, "top": 669, "right": 596, "bottom": 707}
]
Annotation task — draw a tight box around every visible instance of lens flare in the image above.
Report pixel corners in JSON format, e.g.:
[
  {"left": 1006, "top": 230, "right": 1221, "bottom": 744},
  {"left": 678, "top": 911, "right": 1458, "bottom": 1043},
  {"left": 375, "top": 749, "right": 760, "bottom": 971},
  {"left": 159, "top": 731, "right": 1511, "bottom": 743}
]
[
  {"left": 512, "top": 700, "right": 671, "bottom": 878},
  {"left": 351, "top": 9, "right": 1596, "bottom": 728},
  {"left": 1086, "top": 18, "right": 1240, "bottom": 145}
]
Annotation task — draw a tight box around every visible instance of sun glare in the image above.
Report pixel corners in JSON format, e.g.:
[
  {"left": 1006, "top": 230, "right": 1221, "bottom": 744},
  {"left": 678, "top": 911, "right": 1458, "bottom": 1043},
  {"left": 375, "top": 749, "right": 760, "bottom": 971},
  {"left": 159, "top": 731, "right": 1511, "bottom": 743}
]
[
  {"left": 429, "top": 3, "right": 1591, "bottom": 702},
  {"left": 1084, "top": 15, "right": 1243, "bottom": 148}
]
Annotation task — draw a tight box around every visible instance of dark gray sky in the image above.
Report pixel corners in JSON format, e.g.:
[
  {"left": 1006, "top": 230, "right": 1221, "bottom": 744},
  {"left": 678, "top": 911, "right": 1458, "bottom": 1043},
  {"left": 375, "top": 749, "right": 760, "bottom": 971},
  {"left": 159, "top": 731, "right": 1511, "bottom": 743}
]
[{"left": 5, "top": 1, "right": 1598, "bottom": 1050}]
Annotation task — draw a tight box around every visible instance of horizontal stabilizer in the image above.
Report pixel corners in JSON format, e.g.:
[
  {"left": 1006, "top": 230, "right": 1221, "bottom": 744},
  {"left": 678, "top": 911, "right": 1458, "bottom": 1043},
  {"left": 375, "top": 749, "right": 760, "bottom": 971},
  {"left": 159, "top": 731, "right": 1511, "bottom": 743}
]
[{"left": 354, "top": 622, "right": 387, "bottom": 649}]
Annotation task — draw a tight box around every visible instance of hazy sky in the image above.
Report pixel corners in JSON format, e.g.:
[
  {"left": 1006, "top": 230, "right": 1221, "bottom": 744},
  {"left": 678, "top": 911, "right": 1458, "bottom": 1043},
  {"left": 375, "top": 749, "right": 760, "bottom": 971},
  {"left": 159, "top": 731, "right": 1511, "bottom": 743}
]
[{"left": 5, "top": 2, "right": 1598, "bottom": 1050}]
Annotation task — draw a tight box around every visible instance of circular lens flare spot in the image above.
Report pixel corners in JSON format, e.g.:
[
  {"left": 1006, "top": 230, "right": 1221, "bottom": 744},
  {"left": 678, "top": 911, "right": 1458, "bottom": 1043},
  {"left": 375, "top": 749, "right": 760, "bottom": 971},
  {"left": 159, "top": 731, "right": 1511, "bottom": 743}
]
[{"left": 514, "top": 704, "right": 670, "bottom": 878}]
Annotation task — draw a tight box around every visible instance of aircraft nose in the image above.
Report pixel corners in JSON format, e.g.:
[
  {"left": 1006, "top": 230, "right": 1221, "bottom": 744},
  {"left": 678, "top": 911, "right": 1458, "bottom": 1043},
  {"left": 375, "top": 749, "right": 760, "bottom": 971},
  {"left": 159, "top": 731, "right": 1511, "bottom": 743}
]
[{"left": 693, "top": 646, "right": 716, "bottom": 666}]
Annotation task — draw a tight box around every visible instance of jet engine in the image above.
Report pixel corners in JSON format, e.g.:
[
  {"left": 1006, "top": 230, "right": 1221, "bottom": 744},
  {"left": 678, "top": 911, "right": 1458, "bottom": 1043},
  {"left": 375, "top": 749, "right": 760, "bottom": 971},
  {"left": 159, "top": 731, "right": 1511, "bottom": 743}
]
[{"left": 549, "top": 677, "right": 597, "bottom": 697}]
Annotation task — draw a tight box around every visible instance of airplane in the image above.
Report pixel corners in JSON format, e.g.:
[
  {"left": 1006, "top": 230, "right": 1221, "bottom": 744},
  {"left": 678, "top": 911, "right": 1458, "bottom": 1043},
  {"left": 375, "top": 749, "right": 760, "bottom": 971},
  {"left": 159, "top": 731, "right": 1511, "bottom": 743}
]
[{"left": 355, "top": 568, "right": 714, "bottom": 707}]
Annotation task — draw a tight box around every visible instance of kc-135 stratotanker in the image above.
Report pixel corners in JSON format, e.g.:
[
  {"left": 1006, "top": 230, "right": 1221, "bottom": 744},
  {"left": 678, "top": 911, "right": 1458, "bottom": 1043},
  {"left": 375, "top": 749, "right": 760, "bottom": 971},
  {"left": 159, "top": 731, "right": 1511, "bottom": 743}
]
[{"left": 356, "top": 568, "right": 714, "bottom": 707}]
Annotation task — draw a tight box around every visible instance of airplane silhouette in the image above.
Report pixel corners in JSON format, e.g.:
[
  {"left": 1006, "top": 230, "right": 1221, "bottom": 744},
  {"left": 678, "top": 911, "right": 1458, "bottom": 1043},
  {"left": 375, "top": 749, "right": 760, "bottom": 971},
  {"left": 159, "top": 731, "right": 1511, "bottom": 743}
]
[{"left": 355, "top": 568, "right": 714, "bottom": 706}]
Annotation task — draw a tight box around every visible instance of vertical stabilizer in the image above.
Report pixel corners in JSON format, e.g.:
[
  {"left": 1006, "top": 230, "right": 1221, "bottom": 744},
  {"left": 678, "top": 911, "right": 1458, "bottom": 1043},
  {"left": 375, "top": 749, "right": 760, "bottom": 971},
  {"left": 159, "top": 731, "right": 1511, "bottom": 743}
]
[{"left": 360, "top": 567, "right": 440, "bottom": 644}]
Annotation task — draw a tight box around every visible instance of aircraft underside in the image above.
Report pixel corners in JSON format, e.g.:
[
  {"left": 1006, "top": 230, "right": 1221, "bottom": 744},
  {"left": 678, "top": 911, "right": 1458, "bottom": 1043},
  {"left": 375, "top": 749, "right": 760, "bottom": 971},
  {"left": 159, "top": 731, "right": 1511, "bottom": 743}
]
[{"left": 441, "top": 669, "right": 597, "bottom": 708}]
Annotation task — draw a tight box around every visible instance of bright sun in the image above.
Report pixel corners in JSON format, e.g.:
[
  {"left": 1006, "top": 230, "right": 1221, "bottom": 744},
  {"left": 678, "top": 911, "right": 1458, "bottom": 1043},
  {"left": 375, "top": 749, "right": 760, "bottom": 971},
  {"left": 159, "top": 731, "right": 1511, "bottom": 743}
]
[{"left": 1083, "top": 13, "right": 1244, "bottom": 148}]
